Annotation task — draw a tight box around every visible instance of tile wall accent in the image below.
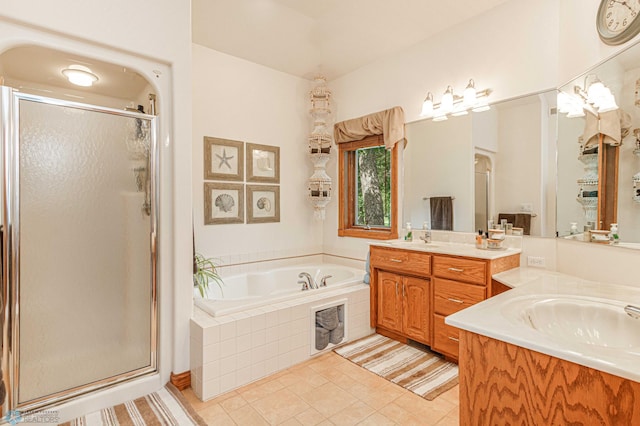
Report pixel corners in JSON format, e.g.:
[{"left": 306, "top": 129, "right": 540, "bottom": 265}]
[{"left": 190, "top": 284, "right": 373, "bottom": 401}]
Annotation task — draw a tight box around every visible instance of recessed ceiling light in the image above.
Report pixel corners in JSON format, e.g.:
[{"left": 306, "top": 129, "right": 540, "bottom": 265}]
[{"left": 62, "top": 64, "right": 98, "bottom": 87}]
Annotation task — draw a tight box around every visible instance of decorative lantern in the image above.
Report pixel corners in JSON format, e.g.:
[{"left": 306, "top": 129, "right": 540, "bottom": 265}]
[{"left": 307, "top": 76, "right": 333, "bottom": 219}]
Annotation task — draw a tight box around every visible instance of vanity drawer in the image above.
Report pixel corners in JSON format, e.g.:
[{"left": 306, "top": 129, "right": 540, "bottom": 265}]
[
  {"left": 433, "top": 314, "right": 460, "bottom": 359},
  {"left": 432, "top": 256, "right": 486, "bottom": 285},
  {"left": 370, "top": 246, "right": 431, "bottom": 276},
  {"left": 433, "top": 278, "right": 485, "bottom": 316}
]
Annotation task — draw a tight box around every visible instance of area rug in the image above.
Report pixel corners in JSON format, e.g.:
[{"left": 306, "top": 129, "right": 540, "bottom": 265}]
[
  {"left": 334, "top": 333, "right": 458, "bottom": 401},
  {"left": 59, "top": 383, "right": 206, "bottom": 426}
]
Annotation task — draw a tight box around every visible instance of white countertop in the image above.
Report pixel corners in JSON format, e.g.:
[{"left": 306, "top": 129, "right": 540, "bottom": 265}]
[
  {"left": 492, "top": 266, "right": 565, "bottom": 288},
  {"left": 370, "top": 239, "right": 521, "bottom": 260},
  {"left": 446, "top": 273, "right": 640, "bottom": 382}
]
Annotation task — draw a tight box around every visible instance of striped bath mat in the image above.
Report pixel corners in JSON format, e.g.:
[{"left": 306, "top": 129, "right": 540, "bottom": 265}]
[
  {"left": 334, "top": 334, "right": 458, "bottom": 401},
  {"left": 59, "top": 383, "right": 206, "bottom": 426}
]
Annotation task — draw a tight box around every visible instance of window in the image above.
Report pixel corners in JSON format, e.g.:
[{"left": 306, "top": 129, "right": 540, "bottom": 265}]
[{"left": 338, "top": 134, "right": 398, "bottom": 239}]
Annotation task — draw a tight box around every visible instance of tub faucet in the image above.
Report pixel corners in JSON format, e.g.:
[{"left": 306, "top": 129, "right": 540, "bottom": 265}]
[
  {"left": 298, "top": 272, "right": 316, "bottom": 290},
  {"left": 624, "top": 305, "right": 640, "bottom": 319},
  {"left": 319, "top": 275, "right": 333, "bottom": 287}
]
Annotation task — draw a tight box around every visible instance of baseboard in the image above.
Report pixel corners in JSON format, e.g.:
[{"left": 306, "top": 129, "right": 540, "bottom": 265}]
[{"left": 170, "top": 371, "right": 191, "bottom": 391}]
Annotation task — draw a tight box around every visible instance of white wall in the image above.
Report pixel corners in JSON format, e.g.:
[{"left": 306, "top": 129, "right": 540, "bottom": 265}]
[
  {"left": 325, "top": 0, "right": 560, "bottom": 261},
  {"left": 0, "top": 0, "right": 191, "bottom": 419},
  {"left": 192, "top": 44, "right": 322, "bottom": 267}
]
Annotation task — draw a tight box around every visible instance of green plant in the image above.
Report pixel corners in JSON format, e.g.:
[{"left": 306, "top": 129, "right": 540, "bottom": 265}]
[{"left": 193, "top": 253, "right": 224, "bottom": 298}]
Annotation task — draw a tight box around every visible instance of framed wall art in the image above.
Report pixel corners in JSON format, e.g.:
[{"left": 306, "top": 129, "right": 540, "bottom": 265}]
[
  {"left": 247, "top": 185, "right": 280, "bottom": 224},
  {"left": 204, "top": 182, "right": 244, "bottom": 225},
  {"left": 204, "top": 137, "right": 244, "bottom": 181},
  {"left": 246, "top": 143, "right": 279, "bottom": 183}
]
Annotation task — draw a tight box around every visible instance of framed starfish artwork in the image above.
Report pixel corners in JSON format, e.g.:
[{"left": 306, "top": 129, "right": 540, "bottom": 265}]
[
  {"left": 246, "top": 143, "right": 280, "bottom": 183},
  {"left": 204, "top": 137, "right": 244, "bottom": 181}
]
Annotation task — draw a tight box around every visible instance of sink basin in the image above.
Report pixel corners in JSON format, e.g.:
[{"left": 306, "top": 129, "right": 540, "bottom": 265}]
[{"left": 502, "top": 296, "right": 640, "bottom": 349}]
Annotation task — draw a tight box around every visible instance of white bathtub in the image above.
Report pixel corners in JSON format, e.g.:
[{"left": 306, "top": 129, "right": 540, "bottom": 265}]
[{"left": 194, "top": 263, "right": 365, "bottom": 317}]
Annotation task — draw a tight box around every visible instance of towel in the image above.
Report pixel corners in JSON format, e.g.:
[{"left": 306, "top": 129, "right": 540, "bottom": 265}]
[
  {"left": 430, "top": 197, "right": 453, "bottom": 230},
  {"left": 316, "top": 307, "right": 339, "bottom": 330},
  {"left": 363, "top": 251, "right": 370, "bottom": 285},
  {"left": 498, "top": 213, "right": 532, "bottom": 235}
]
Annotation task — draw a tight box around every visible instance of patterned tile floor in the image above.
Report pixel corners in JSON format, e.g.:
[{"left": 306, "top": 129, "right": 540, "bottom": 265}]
[{"left": 182, "top": 351, "right": 459, "bottom": 425}]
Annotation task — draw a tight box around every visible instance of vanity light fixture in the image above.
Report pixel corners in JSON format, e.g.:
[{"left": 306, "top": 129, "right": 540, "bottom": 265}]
[
  {"left": 62, "top": 65, "right": 99, "bottom": 87},
  {"left": 568, "top": 74, "right": 619, "bottom": 116},
  {"left": 420, "top": 79, "right": 492, "bottom": 120}
]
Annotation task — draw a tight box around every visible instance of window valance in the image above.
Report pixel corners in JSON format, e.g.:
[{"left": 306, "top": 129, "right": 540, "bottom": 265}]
[{"left": 333, "top": 106, "right": 405, "bottom": 150}]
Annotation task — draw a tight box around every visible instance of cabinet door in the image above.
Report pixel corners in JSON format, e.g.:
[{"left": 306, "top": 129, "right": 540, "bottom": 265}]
[
  {"left": 402, "top": 276, "right": 430, "bottom": 344},
  {"left": 377, "top": 270, "right": 403, "bottom": 332}
]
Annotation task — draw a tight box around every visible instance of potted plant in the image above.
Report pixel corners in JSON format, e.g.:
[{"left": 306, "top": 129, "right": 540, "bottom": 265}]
[{"left": 193, "top": 252, "right": 224, "bottom": 298}]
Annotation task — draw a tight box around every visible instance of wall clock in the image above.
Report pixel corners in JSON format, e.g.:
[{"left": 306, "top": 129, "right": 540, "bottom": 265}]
[{"left": 597, "top": 0, "right": 640, "bottom": 45}]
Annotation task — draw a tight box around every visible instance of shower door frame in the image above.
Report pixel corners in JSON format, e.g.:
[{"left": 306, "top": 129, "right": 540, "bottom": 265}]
[{"left": 0, "top": 87, "right": 159, "bottom": 414}]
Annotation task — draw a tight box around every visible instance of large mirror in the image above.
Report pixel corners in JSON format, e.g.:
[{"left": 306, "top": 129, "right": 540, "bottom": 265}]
[
  {"left": 557, "top": 40, "right": 640, "bottom": 245},
  {"left": 404, "top": 90, "right": 557, "bottom": 238}
]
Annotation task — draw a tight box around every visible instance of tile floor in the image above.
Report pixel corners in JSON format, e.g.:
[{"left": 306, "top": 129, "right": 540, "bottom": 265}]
[{"left": 182, "top": 351, "right": 459, "bottom": 425}]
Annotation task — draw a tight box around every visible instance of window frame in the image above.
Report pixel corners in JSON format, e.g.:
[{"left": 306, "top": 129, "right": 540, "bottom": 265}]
[{"left": 337, "top": 134, "right": 399, "bottom": 240}]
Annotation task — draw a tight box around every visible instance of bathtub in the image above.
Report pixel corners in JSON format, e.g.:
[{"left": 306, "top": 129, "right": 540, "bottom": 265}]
[{"left": 194, "top": 263, "right": 365, "bottom": 317}]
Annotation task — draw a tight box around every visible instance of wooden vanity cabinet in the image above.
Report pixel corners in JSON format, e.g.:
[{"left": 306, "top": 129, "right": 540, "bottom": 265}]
[
  {"left": 432, "top": 256, "right": 488, "bottom": 360},
  {"left": 370, "top": 244, "right": 519, "bottom": 361},
  {"left": 370, "top": 247, "right": 431, "bottom": 345}
]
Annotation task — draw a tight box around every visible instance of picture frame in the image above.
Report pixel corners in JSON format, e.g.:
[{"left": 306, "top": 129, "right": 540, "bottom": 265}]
[
  {"left": 204, "top": 137, "right": 244, "bottom": 181},
  {"left": 246, "top": 143, "right": 280, "bottom": 183},
  {"left": 204, "top": 182, "right": 244, "bottom": 225},
  {"left": 247, "top": 184, "right": 280, "bottom": 224}
]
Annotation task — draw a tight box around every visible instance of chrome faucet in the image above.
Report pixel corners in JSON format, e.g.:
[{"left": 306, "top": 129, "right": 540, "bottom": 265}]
[
  {"left": 419, "top": 231, "right": 431, "bottom": 243},
  {"left": 624, "top": 305, "right": 640, "bottom": 319},
  {"left": 298, "top": 272, "right": 316, "bottom": 290},
  {"left": 319, "top": 275, "right": 333, "bottom": 287}
]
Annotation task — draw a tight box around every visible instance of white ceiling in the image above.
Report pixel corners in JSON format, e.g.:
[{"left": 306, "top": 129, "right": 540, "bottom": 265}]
[{"left": 192, "top": 0, "right": 511, "bottom": 80}]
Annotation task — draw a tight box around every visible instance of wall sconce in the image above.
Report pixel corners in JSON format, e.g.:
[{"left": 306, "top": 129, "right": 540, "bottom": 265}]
[
  {"left": 421, "top": 79, "right": 492, "bottom": 120},
  {"left": 62, "top": 64, "right": 99, "bottom": 87}
]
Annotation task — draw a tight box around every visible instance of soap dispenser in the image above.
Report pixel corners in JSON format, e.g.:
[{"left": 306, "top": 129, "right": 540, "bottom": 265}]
[
  {"left": 405, "top": 222, "right": 413, "bottom": 241},
  {"left": 609, "top": 223, "right": 619, "bottom": 244}
]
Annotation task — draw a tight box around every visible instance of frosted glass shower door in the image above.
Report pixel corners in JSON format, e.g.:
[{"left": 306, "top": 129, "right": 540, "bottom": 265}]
[{"left": 5, "top": 93, "right": 157, "bottom": 408}]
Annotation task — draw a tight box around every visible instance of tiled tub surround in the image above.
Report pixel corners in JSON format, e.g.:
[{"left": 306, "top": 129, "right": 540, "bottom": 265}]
[{"left": 190, "top": 257, "right": 373, "bottom": 401}]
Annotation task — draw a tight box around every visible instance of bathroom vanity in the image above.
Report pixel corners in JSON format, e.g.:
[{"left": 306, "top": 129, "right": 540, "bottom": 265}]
[
  {"left": 369, "top": 241, "right": 520, "bottom": 360},
  {"left": 447, "top": 272, "right": 640, "bottom": 424}
]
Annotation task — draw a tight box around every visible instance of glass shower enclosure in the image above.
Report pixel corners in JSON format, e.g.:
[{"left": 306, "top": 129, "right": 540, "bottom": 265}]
[{"left": 0, "top": 87, "right": 158, "bottom": 413}]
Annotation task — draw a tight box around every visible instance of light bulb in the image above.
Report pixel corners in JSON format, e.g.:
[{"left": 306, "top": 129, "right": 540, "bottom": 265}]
[
  {"left": 587, "top": 80, "right": 606, "bottom": 103},
  {"left": 421, "top": 92, "right": 434, "bottom": 117},
  {"left": 441, "top": 86, "right": 454, "bottom": 113},
  {"left": 62, "top": 65, "right": 98, "bottom": 87},
  {"left": 463, "top": 79, "right": 476, "bottom": 107}
]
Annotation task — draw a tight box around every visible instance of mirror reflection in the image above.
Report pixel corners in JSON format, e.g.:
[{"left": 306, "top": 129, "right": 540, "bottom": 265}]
[
  {"left": 557, "top": 40, "right": 640, "bottom": 245},
  {"left": 404, "top": 91, "right": 557, "bottom": 238}
]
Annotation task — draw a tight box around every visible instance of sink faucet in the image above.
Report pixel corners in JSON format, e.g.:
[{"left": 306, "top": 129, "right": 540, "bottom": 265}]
[
  {"left": 298, "top": 272, "right": 316, "bottom": 290},
  {"left": 319, "top": 275, "right": 332, "bottom": 287},
  {"left": 419, "top": 230, "right": 431, "bottom": 243},
  {"left": 624, "top": 305, "right": 640, "bottom": 319}
]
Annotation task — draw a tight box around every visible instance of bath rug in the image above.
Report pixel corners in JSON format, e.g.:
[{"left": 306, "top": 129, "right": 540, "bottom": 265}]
[
  {"left": 334, "top": 333, "right": 458, "bottom": 401},
  {"left": 59, "top": 383, "right": 206, "bottom": 426}
]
